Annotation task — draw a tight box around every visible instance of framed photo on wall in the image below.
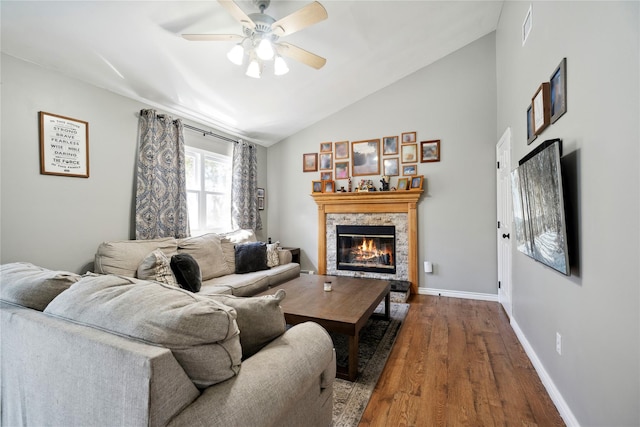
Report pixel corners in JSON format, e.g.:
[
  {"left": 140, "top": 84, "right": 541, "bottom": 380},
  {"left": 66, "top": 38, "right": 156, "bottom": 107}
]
[
  {"left": 320, "top": 142, "right": 332, "bottom": 152},
  {"left": 319, "top": 152, "right": 333, "bottom": 170},
  {"left": 526, "top": 103, "right": 537, "bottom": 145},
  {"left": 550, "top": 57, "right": 567, "bottom": 123},
  {"left": 383, "top": 158, "right": 399, "bottom": 176},
  {"left": 403, "top": 164, "right": 417, "bottom": 176},
  {"left": 335, "top": 161, "right": 349, "bottom": 179},
  {"left": 401, "top": 143, "right": 418, "bottom": 163},
  {"left": 382, "top": 136, "right": 398, "bottom": 155},
  {"left": 401, "top": 131, "right": 416, "bottom": 143},
  {"left": 351, "top": 139, "right": 380, "bottom": 176},
  {"left": 420, "top": 140, "right": 440, "bottom": 163},
  {"left": 532, "top": 82, "right": 551, "bottom": 135},
  {"left": 334, "top": 141, "right": 349, "bottom": 159},
  {"left": 303, "top": 153, "right": 318, "bottom": 172},
  {"left": 39, "top": 111, "right": 89, "bottom": 178}
]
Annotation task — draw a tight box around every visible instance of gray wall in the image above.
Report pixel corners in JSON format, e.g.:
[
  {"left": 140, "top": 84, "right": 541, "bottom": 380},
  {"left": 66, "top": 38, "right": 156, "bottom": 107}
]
[
  {"left": 0, "top": 54, "right": 268, "bottom": 273},
  {"left": 496, "top": 2, "right": 639, "bottom": 425},
  {"left": 268, "top": 32, "right": 498, "bottom": 294}
]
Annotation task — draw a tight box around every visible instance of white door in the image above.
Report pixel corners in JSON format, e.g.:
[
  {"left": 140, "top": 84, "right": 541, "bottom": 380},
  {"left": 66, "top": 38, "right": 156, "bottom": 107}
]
[{"left": 496, "top": 128, "right": 513, "bottom": 318}]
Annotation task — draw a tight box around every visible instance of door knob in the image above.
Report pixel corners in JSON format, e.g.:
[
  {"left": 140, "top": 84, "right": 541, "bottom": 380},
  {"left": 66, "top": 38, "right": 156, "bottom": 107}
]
[{"left": 502, "top": 233, "right": 510, "bottom": 239}]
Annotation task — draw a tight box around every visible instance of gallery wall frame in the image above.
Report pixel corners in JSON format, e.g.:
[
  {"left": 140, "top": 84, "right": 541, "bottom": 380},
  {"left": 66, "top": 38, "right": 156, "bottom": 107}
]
[
  {"left": 351, "top": 139, "right": 380, "bottom": 176},
  {"left": 402, "top": 164, "right": 417, "bottom": 176},
  {"left": 550, "top": 57, "right": 567, "bottom": 124},
  {"left": 303, "top": 153, "right": 318, "bottom": 172},
  {"left": 420, "top": 140, "right": 440, "bottom": 163},
  {"left": 532, "top": 82, "right": 551, "bottom": 135},
  {"left": 383, "top": 157, "right": 399, "bottom": 176},
  {"left": 383, "top": 136, "right": 398, "bottom": 155},
  {"left": 526, "top": 103, "right": 537, "bottom": 145},
  {"left": 335, "top": 161, "right": 349, "bottom": 179},
  {"left": 401, "top": 131, "right": 416, "bottom": 143},
  {"left": 39, "top": 111, "right": 89, "bottom": 178},
  {"left": 401, "top": 143, "right": 418, "bottom": 163},
  {"left": 319, "top": 152, "right": 333, "bottom": 170},
  {"left": 334, "top": 141, "right": 349, "bottom": 159},
  {"left": 320, "top": 142, "right": 332, "bottom": 152}
]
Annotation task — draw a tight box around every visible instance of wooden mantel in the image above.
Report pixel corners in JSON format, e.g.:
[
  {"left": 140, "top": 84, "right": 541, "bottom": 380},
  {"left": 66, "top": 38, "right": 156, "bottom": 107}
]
[{"left": 312, "top": 190, "right": 423, "bottom": 295}]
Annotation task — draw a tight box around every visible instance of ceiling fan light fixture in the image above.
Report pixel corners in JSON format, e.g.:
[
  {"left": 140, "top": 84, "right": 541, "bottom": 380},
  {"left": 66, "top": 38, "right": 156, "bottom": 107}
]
[
  {"left": 256, "top": 38, "right": 275, "bottom": 60},
  {"left": 274, "top": 55, "right": 289, "bottom": 76},
  {"left": 246, "top": 59, "right": 262, "bottom": 78},
  {"left": 227, "top": 44, "right": 244, "bottom": 65}
]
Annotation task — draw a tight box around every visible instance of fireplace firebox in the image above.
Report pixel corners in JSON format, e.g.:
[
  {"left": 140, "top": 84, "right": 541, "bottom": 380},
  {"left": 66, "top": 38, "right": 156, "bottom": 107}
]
[{"left": 336, "top": 225, "right": 396, "bottom": 274}]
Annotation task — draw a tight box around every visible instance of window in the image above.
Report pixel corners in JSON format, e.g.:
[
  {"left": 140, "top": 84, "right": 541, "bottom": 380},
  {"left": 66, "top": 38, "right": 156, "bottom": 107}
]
[{"left": 185, "top": 146, "right": 232, "bottom": 235}]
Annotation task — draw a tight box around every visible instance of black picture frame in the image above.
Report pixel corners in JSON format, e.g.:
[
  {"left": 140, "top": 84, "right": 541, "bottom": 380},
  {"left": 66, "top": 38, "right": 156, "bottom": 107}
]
[{"left": 550, "top": 58, "right": 567, "bottom": 124}]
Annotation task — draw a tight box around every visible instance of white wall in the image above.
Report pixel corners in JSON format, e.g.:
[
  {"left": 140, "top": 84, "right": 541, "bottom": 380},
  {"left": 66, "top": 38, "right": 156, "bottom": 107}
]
[
  {"left": 0, "top": 54, "right": 268, "bottom": 272},
  {"left": 268, "top": 33, "right": 498, "bottom": 294},
  {"left": 496, "top": 2, "right": 639, "bottom": 425}
]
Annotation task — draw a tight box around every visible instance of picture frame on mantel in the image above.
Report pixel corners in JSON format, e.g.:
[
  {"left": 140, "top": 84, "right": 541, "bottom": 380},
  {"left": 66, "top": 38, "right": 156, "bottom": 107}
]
[
  {"left": 39, "top": 111, "right": 89, "bottom": 178},
  {"left": 532, "top": 82, "right": 551, "bottom": 135}
]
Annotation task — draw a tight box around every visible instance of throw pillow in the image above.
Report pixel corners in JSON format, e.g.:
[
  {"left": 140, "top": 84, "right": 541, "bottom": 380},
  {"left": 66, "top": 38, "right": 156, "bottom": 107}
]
[
  {"left": 266, "top": 241, "right": 280, "bottom": 268},
  {"left": 170, "top": 254, "right": 202, "bottom": 292},
  {"left": 44, "top": 274, "right": 241, "bottom": 388},
  {"left": 176, "top": 233, "right": 231, "bottom": 279},
  {"left": 0, "top": 262, "right": 81, "bottom": 311},
  {"left": 206, "top": 289, "right": 286, "bottom": 359},
  {"left": 137, "top": 249, "right": 178, "bottom": 287},
  {"left": 277, "top": 248, "right": 293, "bottom": 265},
  {"left": 234, "top": 242, "right": 269, "bottom": 274}
]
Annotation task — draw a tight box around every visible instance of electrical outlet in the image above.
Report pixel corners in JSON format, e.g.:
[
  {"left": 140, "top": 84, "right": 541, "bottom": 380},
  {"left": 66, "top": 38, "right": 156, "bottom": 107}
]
[{"left": 556, "top": 332, "right": 562, "bottom": 355}]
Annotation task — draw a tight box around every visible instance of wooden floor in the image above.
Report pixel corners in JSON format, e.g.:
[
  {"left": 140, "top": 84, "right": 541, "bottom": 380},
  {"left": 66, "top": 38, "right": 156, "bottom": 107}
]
[{"left": 359, "top": 295, "right": 565, "bottom": 426}]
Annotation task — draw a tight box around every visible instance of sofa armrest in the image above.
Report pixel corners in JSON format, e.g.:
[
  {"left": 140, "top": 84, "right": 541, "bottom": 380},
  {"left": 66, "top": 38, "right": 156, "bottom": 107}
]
[{"left": 168, "top": 322, "right": 335, "bottom": 427}]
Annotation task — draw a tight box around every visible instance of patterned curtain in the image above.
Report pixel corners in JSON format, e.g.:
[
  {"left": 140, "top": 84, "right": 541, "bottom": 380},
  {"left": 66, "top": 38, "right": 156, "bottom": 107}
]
[
  {"left": 135, "top": 109, "right": 190, "bottom": 239},
  {"left": 231, "top": 140, "right": 262, "bottom": 231}
]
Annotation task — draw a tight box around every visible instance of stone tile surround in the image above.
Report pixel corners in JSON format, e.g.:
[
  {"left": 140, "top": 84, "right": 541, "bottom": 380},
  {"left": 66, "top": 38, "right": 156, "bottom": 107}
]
[{"left": 326, "top": 213, "right": 409, "bottom": 282}]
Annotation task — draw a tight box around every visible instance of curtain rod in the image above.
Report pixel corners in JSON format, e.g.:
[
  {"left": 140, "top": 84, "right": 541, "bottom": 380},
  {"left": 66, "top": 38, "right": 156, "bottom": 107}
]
[
  {"left": 183, "top": 123, "right": 240, "bottom": 144},
  {"left": 139, "top": 109, "right": 241, "bottom": 144}
]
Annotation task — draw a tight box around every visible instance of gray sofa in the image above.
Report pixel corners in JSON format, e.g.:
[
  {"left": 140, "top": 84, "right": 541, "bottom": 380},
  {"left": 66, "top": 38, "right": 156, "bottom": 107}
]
[
  {"left": 0, "top": 232, "right": 335, "bottom": 427},
  {"left": 93, "top": 229, "right": 300, "bottom": 297}
]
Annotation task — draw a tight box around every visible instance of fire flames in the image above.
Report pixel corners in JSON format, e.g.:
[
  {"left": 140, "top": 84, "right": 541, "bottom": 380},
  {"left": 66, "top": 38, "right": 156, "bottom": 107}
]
[{"left": 352, "top": 238, "right": 393, "bottom": 265}]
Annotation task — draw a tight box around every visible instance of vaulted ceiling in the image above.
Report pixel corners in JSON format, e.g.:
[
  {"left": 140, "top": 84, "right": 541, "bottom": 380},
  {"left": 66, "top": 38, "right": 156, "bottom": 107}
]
[{"left": 1, "top": 1, "right": 503, "bottom": 146}]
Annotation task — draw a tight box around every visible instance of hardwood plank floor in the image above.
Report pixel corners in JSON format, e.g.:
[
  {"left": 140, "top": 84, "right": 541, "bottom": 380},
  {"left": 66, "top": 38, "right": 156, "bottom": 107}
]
[{"left": 359, "top": 295, "right": 565, "bottom": 426}]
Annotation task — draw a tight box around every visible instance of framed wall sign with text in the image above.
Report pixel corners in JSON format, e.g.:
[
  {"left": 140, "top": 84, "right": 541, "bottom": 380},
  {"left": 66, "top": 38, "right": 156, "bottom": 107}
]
[{"left": 39, "top": 111, "right": 89, "bottom": 178}]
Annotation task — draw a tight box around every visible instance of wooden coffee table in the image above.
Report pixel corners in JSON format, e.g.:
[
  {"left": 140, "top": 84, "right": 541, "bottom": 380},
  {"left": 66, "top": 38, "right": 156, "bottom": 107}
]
[{"left": 257, "top": 274, "right": 390, "bottom": 381}]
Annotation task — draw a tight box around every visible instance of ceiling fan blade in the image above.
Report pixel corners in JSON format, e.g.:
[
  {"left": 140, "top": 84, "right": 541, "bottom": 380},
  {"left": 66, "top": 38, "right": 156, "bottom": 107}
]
[
  {"left": 276, "top": 42, "right": 326, "bottom": 70},
  {"left": 182, "top": 34, "right": 244, "bottom": 42},
  {"left": 271, "top": 1, "right": 327, "bottom": 37},
  {"left": 217, "top": 0, "right": 256, "bottom": 30}
]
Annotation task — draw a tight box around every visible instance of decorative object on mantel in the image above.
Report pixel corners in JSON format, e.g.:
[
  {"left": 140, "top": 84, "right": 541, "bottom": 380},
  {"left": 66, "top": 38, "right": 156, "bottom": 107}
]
[
  {"left": 322, "top": 180, "right": 335, "bottom": 193},
  {"left": 39, "top": 111, "right": 89, "bottom": 178},
  {"left": 303, "top": 153, "right": 318, "bottom": 172},
  {"left": 379, "top": 175, "right": 390, "bottom": 191},
  {"left": 550, "top": 57, "right": 567, "bottom": 124},
  {"left": 410, "top": 175, "right": 424, "bottom": 190},
  {"left": 420, "top": 140, "right": 440, "bottom": 162},
  {"left": 397, "top": 177, "right": 409, "bottom": 190},
  {"left": 532, "top": 82, "right": 551, "bottom": 135}
]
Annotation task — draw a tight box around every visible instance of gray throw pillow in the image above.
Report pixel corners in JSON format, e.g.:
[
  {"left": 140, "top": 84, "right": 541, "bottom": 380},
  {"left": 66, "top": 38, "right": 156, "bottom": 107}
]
[
  {"left": 0, "top": 262, "right": 81, "bottom": 311},
  {"left": 206, "top": 289, "right": 286, "bottom": 359}
]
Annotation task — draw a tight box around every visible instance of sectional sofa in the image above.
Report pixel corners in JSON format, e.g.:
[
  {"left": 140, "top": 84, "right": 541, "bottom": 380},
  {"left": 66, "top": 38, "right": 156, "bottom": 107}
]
[{"left": 0, "top": 230, "right": 336, "bottom": 427}]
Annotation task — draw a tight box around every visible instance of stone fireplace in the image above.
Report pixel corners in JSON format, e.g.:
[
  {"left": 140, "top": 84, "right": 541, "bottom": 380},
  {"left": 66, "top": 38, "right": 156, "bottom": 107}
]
[{"left": 312, "top": 191, "right": 423, "bottom": 294}]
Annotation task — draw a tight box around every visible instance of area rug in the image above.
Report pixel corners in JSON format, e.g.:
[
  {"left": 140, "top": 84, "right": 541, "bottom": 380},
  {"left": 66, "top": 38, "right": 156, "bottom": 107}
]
[{"left": 331, "top": 302, "right": 409, "bottom": 427}]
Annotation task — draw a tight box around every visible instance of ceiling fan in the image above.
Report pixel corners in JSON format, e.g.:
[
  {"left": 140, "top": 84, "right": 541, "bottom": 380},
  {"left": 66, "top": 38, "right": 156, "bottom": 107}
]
[{"left": 183, "top": 0, "right": 328, "bottom": 78}]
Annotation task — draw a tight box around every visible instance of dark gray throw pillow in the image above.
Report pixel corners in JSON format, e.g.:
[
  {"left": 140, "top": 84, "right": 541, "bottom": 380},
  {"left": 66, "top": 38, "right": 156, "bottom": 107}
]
[
  {"left": 170, "top": 253, "right": 202, "bottom": 292},
  {"left": 235, "top": 242, "right": 269, "bottom": 274}
]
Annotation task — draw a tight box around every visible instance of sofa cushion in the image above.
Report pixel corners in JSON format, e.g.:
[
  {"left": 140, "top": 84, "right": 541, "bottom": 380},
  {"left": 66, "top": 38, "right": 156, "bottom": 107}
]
[
  {"left": 235, "top": 242, "right": 269, "bottom": 274},
  {"left": 177, "top": 233, "right": 232, "bottom": 280},
  {"left": 170, "top": 254, "right": 202, "bottom": 292},
  {"left": 202, "top": 273, "right": 269, "bottom": 297},
  {"left": 94, "top": 237, "right": 177, "bottom": 277},
  {"left": 206, "top": 289, "right": 287, "bottom": 359},
  {"left": 219, "top": 229, "right": 257, "bottom": 244},
  {"left": 44, "top": 274, "right": 242, "bottom": 388},
  {"left": 0, "top": 262, "right": 81, "bottom": 311},
  {"left": 137, "top": 249, "right": 178, "bottom": 287}
]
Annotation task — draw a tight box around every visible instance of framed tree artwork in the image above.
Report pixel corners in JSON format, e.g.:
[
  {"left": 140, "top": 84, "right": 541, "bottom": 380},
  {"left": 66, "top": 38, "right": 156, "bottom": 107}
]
[{"left": 351, "top": 139, "right": 380, "bottom": 176}]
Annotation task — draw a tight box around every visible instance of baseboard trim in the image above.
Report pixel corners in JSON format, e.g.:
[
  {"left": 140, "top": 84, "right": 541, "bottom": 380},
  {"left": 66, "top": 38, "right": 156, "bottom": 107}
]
[
  {"left": 417, "top": 287, "right": 498, "bottom": 302},
  {"left": 510, "top": 319, "right": 580, "bottom": 427}
]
